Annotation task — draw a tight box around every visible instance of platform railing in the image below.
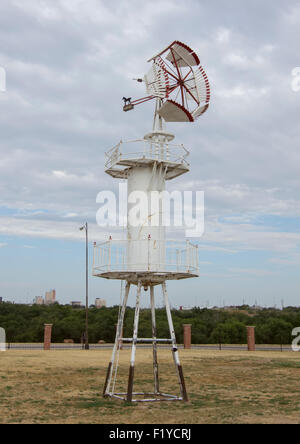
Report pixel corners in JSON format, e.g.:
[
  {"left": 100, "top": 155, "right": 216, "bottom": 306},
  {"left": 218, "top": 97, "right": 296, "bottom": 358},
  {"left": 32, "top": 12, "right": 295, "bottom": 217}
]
[
  {"left": 93, "top": 239, "right": 199, "bottom": 275},
  {"left": 105, "top": 139, "right": 190, "bottom": 170}
]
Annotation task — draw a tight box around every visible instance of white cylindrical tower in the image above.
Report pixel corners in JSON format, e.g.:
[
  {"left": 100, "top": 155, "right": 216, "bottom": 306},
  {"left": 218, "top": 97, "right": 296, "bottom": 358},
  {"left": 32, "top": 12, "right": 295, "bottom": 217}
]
[
  {"left": 126, "top": 102, "right": 174, "bottom": 273},
  {"left": 127, "top": 161, "right": 166, "bottom": 271}
]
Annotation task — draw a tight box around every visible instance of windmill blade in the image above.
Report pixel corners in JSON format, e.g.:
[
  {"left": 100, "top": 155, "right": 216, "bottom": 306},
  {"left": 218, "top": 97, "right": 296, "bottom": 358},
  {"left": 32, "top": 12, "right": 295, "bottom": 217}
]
[
  {"left": 192, "top": 103, "right": 209, "bottom": 120},
  {"left": 165, "top": 41, "right": 200, "bottom": 67},
  {"left": 157, "top": 100, "right": 194, "bottom": 122},
  {"left": 147, "top": 40, "right": 200, "bottom": 67},
  {"left": 144, "top": 60, "right": 170, "bottom": 99},
  {"left": 194, "top": 66, "right": 210, "bottom": 104}
]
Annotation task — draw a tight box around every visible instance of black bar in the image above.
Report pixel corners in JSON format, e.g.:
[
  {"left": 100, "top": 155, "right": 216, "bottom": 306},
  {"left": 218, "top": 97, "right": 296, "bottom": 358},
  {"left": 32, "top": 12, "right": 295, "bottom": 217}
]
[
  {"left": 127, "top": 365, "right": 135, "bottom": 402},
  {"left": 103, "top": 362, "right": 112, "bottom": 397},
  {"left": 178, "top": 364, "right": 188, "bottom": 402}
]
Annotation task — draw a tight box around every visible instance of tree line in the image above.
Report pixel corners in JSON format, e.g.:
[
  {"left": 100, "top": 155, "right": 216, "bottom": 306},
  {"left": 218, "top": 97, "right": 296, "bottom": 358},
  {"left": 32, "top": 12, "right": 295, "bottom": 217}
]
[{"left": 0, "top": 302, "right": 299, "bottom": 344}]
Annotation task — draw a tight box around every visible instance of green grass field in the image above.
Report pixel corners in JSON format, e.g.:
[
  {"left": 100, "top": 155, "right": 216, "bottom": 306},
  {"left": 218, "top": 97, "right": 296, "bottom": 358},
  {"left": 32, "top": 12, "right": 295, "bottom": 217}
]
[{"left": 0, "top": 349, "right": 299, "bottom": 424}]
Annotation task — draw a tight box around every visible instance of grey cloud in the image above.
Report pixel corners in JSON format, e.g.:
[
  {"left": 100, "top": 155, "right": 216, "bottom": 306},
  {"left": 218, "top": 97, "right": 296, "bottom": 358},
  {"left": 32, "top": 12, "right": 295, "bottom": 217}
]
[{"left": 0, "top": 0, "right": 300, "bottom": 253}]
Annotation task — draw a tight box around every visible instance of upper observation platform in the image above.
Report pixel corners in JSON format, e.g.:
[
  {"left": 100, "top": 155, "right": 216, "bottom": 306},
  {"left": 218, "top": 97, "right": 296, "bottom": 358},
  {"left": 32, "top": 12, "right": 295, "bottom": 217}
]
[{"left": 105, "top": 133, "right": 190, "bottom": 181}]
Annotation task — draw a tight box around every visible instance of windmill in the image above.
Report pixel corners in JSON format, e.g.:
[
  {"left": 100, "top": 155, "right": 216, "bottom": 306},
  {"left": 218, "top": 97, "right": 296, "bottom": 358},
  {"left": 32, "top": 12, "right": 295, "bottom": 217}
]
[
  {"left": 125, "top": 40, "right": 210, "bottom": 121},
  {"left": 93, "top": 41, "right": 210, "bottom": 402}
]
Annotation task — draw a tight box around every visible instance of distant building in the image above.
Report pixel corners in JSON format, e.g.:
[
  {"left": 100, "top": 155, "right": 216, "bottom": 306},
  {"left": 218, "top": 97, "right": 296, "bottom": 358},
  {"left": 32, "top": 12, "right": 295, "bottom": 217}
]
[
  {"left": 253, "top": 305, "right": 264, "bottom": 311},
  {"left": 34, "top": 296, "right": 44, "bottom": 305},
  {"left": 0, "top": 297, "right": 2, "bottom": 303},
  {"left": 45, "top": 289, "right": 56, "bottom": 305},
  {"left": 71, "top": 301, "right": 82, "bottom": 307},
  {"left": 95, "top": 298, "right": 106, "bottom": 308}
]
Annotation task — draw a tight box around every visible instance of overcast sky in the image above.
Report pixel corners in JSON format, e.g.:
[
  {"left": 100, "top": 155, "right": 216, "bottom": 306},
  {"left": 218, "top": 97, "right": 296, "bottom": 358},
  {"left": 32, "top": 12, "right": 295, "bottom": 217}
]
[{"left": 0, "top": 0, "right": 300, "bottom": 307}]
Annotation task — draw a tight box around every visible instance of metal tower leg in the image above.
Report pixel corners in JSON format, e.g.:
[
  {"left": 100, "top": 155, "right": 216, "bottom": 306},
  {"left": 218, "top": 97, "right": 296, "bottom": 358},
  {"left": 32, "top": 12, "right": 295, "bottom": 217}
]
[
  {"left": 103, "top": 281, "right": 130, "bottom": 397},
  {"left": 162, "top": 281, "right": 188, "bottom": 402},
  {"left": 150, "top": 285, "right": 159, "bottom": 394},
  {"left": 127, "top": 280, "right": 142, "bottom": 402}
]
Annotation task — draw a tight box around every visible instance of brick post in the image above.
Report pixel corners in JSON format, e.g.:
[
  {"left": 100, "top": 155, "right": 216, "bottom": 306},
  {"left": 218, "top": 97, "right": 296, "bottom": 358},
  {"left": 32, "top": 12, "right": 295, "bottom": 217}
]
[
  {"left": 183, "top": 324, "right": 192, "bottom": 349},
  {"left": 44, "top": 324, "right": 53, "bottom": 351},
  {"left": 246, "top": 326, "right": 255, "bottom": 351}
]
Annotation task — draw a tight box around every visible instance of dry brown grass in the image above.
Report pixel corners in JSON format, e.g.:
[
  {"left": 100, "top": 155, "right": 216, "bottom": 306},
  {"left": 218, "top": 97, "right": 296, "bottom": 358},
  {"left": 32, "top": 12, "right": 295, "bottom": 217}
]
[{"left": 0, "top": 348, "right": 300, "bottom": 424}]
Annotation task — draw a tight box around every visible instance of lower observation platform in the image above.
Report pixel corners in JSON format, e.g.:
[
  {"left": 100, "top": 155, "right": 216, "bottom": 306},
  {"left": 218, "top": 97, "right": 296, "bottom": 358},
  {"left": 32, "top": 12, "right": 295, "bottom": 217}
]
[
  {"left": 92, "top": 239, "right": 199, "bottom": 286},
  {"left": 92, "top": 270, "right": 198, "bottom": 286}
]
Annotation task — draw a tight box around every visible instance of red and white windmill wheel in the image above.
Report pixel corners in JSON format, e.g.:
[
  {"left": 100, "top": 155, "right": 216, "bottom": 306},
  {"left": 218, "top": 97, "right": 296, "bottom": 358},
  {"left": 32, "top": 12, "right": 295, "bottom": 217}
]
[{"left": 124, "top": 41, "right": 210, "bottom": 122}]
